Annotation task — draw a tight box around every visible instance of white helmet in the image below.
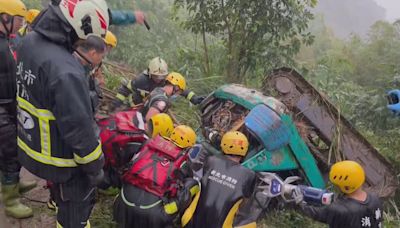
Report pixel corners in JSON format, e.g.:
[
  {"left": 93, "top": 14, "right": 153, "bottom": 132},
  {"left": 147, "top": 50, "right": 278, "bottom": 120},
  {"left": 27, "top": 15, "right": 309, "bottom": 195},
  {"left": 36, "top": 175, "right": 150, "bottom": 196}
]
[
  {"left": 148, "top": 57, "right": 168, "bottom": 76},
  {"left": 59, "top": 0, "right": 109, "bottom": 39}
]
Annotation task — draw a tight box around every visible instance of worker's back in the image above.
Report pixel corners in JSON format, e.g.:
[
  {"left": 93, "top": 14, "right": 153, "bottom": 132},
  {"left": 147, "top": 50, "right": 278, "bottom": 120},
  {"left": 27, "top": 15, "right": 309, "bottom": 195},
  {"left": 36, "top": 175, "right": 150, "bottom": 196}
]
[{"left": 186, "top": 155, "right": 256, "bottom": 228}]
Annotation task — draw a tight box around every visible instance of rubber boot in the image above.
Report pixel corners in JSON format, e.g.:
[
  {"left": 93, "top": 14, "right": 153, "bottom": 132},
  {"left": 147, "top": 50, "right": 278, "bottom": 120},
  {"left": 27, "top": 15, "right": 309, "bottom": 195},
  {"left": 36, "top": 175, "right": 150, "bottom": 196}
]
[
  {"left": 19, "top": 180, "right": 37, "bottom": 194},
  {"left": 2, "top": 184, "right": 33, "bottom": 219}
]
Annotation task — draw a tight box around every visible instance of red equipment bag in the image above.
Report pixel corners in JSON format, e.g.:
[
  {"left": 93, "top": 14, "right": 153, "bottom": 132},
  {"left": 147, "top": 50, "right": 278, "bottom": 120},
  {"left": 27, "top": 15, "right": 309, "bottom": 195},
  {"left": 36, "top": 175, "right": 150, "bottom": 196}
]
[
  {"left": 122, "top": 135, "right": 188, "bottom": 197},
  {"left": 98, "top": 109, "right": 147, "bottom": 167}
]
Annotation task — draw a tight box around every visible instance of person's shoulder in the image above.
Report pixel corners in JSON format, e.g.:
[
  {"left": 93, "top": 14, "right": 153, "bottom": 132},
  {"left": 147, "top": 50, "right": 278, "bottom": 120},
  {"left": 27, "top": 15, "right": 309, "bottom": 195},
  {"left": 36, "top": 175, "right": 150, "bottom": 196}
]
[
  {"left": 204, "top": 155, "right": 225, "bottom": 167},
  {"left": 135, "top": 72, "right": 150, "bottom": 81},
  {"left": 367, "top": 192, "right": 383, "bottom": 207},
  {"left": 325, "top": 198, "right": 350, "bottom": 216},
  {"left": 238, "top": 163, "right": 255, "bottom": 176}
]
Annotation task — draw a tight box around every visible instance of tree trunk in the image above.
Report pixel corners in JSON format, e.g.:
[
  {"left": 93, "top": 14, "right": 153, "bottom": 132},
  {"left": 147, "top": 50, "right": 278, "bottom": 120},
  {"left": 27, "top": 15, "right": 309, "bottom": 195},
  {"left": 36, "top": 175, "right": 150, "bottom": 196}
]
[
  {"left": 201, "top": 22, "right": 210, "bottom": 76},
  {"left": 226, "top": 47, "right": 241, "bottom": 83}
]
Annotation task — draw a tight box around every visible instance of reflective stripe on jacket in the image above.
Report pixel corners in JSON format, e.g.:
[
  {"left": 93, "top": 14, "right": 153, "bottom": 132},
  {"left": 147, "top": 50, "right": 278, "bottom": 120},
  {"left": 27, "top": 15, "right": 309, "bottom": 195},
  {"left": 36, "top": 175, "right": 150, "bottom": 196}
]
[{"left": 16, "top": 5, "right": 104, "bottom": 182}]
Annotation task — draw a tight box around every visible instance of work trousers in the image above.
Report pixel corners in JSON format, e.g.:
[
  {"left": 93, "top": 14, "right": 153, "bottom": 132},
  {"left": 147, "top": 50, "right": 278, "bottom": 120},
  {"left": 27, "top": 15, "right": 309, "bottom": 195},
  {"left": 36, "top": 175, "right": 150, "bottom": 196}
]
[
  {"left": 0, "top": 102, "right": 21, "bottom": 184},
  {"left": 52, "top": 172, "right": 96, "bottom": 228},
  {"left": 113, "top": 185, "right": 176, "bottom": 228}
]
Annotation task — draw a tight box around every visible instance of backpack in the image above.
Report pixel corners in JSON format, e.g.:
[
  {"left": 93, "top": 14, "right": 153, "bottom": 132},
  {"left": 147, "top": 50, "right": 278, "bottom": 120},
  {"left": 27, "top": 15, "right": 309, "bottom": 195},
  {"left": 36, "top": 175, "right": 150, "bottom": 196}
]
[
  {"left": 98, "top": 109, "right": 147, "bottom": 167},
  {"left": 122, "top": 135, "right": 188, "bottom": 198}
]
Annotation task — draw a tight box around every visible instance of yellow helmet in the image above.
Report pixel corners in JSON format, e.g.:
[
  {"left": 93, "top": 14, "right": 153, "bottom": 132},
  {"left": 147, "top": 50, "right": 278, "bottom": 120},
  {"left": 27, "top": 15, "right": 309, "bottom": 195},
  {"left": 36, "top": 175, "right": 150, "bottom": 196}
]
[
  {"left": 329, "top": 160, "right": 365, "bottom": 194},
  {"left": 148, "top": 113, "right": 174, "bottom": 138},
  {"left": 220, "top": 131, "right": 249, "bottom": 157},
  {"left": 170, "top": 125, "right": 196, "bottom": 148},
  {"left": 166, "top": 72, "right": 186, "bottom": 91},
  {"left": 148, "top": 57, "right": 168, "bottom": 76},
  {"left": 0, "top": 0, "right": 27, "bottom": 17},
  {"left": 25, "top": 9, "right": 40, "bottom": 24},
  {"left": 104, "top": 30, "right": 117, "bottom": 48}
]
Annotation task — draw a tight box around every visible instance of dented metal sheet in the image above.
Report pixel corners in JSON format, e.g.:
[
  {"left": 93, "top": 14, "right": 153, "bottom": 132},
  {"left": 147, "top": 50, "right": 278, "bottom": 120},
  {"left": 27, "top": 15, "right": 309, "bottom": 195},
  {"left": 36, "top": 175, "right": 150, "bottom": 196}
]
[{"left": 264, "top": 67, "right": 398, "bottom": 198}]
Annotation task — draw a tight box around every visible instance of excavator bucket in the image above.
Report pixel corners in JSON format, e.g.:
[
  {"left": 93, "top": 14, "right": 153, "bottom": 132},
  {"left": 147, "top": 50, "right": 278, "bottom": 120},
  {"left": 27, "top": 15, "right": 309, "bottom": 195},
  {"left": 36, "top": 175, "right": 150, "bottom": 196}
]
[{"left": 263, "top": 67, "right": 398, "bottom": 198}]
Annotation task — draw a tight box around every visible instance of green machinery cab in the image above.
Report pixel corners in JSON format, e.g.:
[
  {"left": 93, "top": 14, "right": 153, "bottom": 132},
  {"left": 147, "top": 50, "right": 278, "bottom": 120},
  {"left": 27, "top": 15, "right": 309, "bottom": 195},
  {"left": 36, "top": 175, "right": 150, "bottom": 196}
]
[{"left": 199, "top": 84, "right": 325, "bottom": 189}]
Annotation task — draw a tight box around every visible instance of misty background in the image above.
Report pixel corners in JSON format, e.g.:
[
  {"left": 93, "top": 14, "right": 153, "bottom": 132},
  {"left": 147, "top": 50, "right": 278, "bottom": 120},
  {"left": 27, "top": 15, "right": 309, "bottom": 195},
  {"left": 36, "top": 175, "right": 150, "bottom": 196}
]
[{"left": 315, "top": 0, "right": 399, "bottom": 38}]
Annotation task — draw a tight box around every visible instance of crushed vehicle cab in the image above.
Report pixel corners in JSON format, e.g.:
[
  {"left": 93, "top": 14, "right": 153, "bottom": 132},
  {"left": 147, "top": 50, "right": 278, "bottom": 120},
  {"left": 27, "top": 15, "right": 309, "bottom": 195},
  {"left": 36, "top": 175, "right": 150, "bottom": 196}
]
[
  {"left": 198, "top": 69, "right": 397, "bottom": 199},
  {"left": 198, "top": 84, "right": 326, "bottom": 189}
]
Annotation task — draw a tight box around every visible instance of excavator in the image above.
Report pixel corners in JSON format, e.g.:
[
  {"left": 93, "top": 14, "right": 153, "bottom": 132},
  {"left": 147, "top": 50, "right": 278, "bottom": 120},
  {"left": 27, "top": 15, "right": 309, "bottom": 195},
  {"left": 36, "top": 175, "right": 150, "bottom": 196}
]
[
  {"left": 195, "top": 67, "right": 397, "bottom": 197},
  {"left": 101, "top": 66, "right": 397, "bottom": 214}
]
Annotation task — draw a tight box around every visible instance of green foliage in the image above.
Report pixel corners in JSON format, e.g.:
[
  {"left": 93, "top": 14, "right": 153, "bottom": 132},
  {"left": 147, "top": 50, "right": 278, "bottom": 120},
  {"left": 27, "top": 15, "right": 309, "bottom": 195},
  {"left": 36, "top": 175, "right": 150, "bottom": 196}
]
[
  {"left": 298, "top": 18, "right": 400, "bottom": 225},
  {"left": 174, "top": 0, "right": 315, "bottom": 82},
  {"left": 21, "top": 0, "right": 400, "bottom": 227},
  {"left": 260, "top": 209, "right": 327, "bottom": 228},
  {"left": 23, "top": 0, "right": 42, "bottom": 9}
]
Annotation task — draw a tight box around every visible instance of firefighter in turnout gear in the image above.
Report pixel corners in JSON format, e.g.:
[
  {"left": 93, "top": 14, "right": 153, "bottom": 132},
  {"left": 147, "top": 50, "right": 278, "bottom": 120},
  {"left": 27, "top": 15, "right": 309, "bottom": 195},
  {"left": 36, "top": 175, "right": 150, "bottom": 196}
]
[
  {"left": 90, "top": 30, "right": 118, "bottom": 88},
  {"left": 47, "top": 35, "right": 108, "bottom": 210},
  {"left": 113, "top": 125, "right": 199, "bottom": 228},
  {"left": 110, "top": 57, "right": 205, "bottom": 112},
  {"left": 298, "top": 161, "right": 384, "bottom": 228},
  {"left": 15, "top": 0, "right": 110, "bottom": 226},
  {"left": 182, "top": 131, "right": 257, "bottom": 228},
  {"left": 0, "top": 0, "right": 38, "bottom": 219}
]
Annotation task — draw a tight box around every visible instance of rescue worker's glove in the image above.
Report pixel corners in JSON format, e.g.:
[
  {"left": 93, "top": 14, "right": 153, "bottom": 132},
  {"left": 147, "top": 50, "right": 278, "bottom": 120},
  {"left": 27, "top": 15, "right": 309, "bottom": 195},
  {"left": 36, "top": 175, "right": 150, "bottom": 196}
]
[
  {"left": 87, "top": 169, "right": 105, "bottom": 187},
  {"left": 190, "top": 95, "right": 205, "bottom": 105}
]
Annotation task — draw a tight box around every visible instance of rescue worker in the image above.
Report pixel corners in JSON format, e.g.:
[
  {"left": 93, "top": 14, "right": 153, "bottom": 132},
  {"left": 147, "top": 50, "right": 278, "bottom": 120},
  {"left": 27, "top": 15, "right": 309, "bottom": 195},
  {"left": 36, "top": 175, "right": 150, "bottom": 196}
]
[
  {"left": 47, "top": 35, "right": 108, "bottom": 210},
  {"left": 183, "top": 131, "right": 257, "bottom": 228},
  {"left": 113, "top": 125, "right": 199, "bottom": 228},
  {"left": 91, "top": 30, "right": 117, "bottom": 88},
  {"left": 146, "top": 113, "right": 174, "bottom": 138},
  {"left": 110, "top": 57, "right": 204, "bottom": 112},
  {"left": 142, "top": 72, "right": 188, "bottom": 122},
  {"left": 0, "top": 0, "right": 38, "bottom": 219},
  {"left": 98, "top": 113, "right": 175, "bottom": 192},
  {"left": 298, "top": 160, "right": 383, "bottom": 228},
  {"left": 50, "top": 0, "right": 146, "bottom": 27},
  {"left": 71, "top": 36, "right": 108, "bottom": 115},
  {"left": 16, "top": 0, "right": 110, "bottom": 227},
  {"left": 10, "top": 8, "right": 40, "bottom": 50}
]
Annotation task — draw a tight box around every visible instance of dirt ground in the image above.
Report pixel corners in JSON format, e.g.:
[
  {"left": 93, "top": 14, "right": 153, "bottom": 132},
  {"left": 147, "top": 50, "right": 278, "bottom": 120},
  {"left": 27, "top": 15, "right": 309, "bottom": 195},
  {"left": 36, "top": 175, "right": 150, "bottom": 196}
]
[{"left": 0, "top": 168, "right": 55, "bottom": 228}]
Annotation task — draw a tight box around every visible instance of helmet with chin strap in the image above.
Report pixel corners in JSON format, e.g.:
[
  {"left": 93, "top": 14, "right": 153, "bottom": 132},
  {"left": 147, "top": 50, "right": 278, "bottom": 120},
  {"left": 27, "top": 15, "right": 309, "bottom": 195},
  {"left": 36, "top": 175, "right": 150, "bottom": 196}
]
[{"left": 0, "top": 0, "right": 27, "bottom": 36}]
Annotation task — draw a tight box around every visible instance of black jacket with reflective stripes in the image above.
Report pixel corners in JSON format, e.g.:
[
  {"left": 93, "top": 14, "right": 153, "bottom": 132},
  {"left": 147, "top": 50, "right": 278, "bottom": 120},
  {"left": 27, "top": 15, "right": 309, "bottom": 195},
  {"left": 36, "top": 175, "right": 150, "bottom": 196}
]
[
  {"left": 300, "top": 193, "right": 383, "bottom": 228},
  {"left": 0, "top": 34, "right": 17, "bottom": 102},
  {"left": 185, "top": 155, "right": 256, "bottom": 228},
  {"left": 16, "top": 5, "right": 104, "bottom": 183},
  {"left": 113, "top": 71, "right": 198, "bottom": 109}
]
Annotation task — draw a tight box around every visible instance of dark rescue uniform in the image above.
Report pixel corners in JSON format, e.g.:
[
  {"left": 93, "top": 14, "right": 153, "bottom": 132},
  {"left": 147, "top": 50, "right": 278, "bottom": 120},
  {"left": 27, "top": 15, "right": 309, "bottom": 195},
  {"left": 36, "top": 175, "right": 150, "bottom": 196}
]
[
  {"left": 113, "top": 138, "right": 198, "bottom": 228},
  {"left": 114, "top": 71, "right": 161, "bottom": 107},
  {"left": 184, "top": 155, "right": 256, "bottom": 228},
  {"left": 114, "top": 179, "right": 198, "bottom": 228},
  {"left": 0, "top": 31, "right": 21, "bottom": 183},
  {"left": 300, "top": 193, "right": 383, "bottom": 228},
  {"left": 16, "top": 5, "right": 104, "bottom": 228},
  {"left": 112, "top": 72, "right": 200, "bottom": 111}
]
